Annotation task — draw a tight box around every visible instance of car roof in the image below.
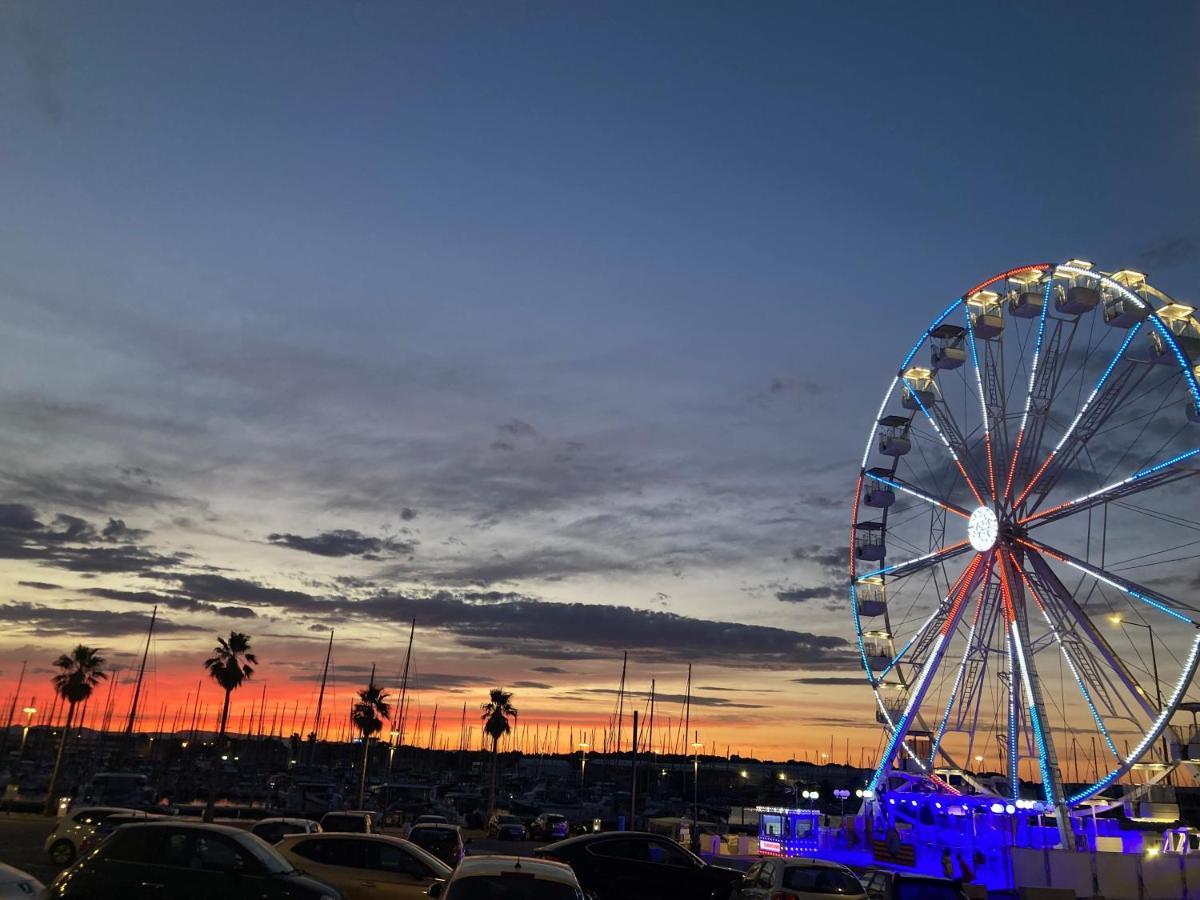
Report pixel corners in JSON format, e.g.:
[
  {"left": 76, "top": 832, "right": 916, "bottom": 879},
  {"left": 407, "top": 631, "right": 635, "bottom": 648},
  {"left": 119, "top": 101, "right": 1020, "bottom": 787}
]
[
  {"left": 277, "top": 833, "right": 453, "bottom": 874},
  {"left": 323, "top": 810, "right": 372, "bottom": 817},
  {"left": 540, "top": 830, "right": 664, "bottom": 849},
  {"left": 410, "top": 823, "right": 459, "bottom": 833},
  {"left": 119, "top": 822, "right": 248, "bottom": 838},
  {"left": 778, "top": 857, "right": 854, "bottom": 870},
  {"left": 255, "top": 817, "right": 319, "bottom": 826},
  {"left": 455, "top": 856, "right": 577, "bottom": 883}
]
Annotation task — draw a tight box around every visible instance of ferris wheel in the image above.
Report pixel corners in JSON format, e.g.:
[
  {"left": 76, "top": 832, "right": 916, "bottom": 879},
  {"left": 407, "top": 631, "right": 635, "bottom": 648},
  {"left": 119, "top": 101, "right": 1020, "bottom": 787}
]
[{"left": 850, "top": 260, "right": 1200, "bottom": 842}]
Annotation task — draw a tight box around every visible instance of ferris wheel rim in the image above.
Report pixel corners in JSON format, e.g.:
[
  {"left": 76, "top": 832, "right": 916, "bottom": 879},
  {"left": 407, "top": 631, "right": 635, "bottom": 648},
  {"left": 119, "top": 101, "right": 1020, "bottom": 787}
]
[{"left": 849, "top": 259, "right": 1200, "bottom": 813}]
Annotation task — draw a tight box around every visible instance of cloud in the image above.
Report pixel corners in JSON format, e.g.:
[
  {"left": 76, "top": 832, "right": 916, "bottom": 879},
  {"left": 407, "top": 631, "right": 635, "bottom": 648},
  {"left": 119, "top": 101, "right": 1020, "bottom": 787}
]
[
  {"left": 18, "top": 580, "right": 61, "bottom": 590},
  {"left": 565, "top": 687, "right": 766, "bottom": 709},
  {"left": 512, "top": 681, "right": 552, "bottom": 690},
  {"left": 79, "top": 587, "right": 258, "bottom": 620},
  {"left": 532, "top": 666, "right": 568, "bottom": 674},
  {"left": 0, "top": 601, "right": 199, "bottom": 638},
  {"left": 792, "top": 676, "right": 866, "bottom": 686},
  {"left": 1137, "top": 233, "right": 1200, "bottom": 272},
  {"left": 267, "top": 529, "right": 413, "bottom": 559},
  {"left": 400, "top": 508, "right": 418, "bottom": 521},
  {"left": 775, "top": 585, "right": 837, "bottom": 603}
]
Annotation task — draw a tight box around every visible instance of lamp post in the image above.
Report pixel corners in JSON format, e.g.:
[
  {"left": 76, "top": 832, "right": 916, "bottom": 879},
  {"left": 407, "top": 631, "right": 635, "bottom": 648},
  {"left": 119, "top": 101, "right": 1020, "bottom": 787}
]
[
  {"left": 834, "top": 788, "right": 850, "bottom": 817},
  {"left": 578, "top": 742, "right": 589, "bottom": 791},
  {"left": 18, "top": 707, "right": 36, "bottom": 755},
  {"left": 388, "top": 730, "right": 400, "bottom": 770},
  {"left": 1110, "top": 615, "right": 1167, "bottom": 766}
]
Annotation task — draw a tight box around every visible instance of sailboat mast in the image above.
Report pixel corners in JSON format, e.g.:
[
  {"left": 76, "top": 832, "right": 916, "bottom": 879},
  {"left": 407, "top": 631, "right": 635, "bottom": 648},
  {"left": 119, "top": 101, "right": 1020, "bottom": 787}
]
[
  {"left": 124, "top": 605, "right": 158, "bottom": 735},
  {"left": 615, "top": 651, "right": 627, "bottom": 756},
  {"left": 308, "top": 629, "right": 334, "bottom": 760},
  {"left": 393, "top": 619, "right": 416, "bottom": 751}
]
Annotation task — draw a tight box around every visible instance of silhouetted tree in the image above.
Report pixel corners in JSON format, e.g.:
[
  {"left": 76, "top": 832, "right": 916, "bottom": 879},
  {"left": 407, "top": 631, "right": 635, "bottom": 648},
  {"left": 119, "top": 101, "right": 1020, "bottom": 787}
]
[
  {"left": 202, "top": 632, "right": 256, "bottom": 822},
  {"left": 481, "top": 688, "right": 517, "bottom": 816},
  {"left": 43, "top": 646, "right": 106, "bottom": 815},
  {"left": 351, "top": 674, "right": 391, "bottom": 808}
]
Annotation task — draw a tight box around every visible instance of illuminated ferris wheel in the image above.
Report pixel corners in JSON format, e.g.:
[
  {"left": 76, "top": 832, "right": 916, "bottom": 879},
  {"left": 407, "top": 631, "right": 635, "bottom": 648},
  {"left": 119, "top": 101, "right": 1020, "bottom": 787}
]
[{"left": 849, "top": 260, "right": 1200, "bottom": 840}]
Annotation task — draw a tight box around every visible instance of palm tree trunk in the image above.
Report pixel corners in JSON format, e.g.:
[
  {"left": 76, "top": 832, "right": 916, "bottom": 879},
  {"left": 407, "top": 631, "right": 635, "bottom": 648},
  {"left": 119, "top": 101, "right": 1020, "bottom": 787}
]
[
  {"left": 203, "top": 689, "right": 233, "bottom": 823},
  {"left": 488, "top": 735, "right": 499, "bottom": 816},
  {"left": 42, "top": 701, "right": 76, "bottom": 816},
  {"left": 357, "top": 732, "right": 371, "bottom": 809}
]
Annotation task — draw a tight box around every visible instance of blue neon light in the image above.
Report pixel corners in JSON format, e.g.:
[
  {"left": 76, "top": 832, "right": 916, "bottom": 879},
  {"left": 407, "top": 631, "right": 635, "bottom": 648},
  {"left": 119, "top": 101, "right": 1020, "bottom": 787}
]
[
  {"left": 1147, "top": 314, "right": 1200, "bottom": 408},
  {"left": 899, "top": 298, "right": 964, "bottom": 371},
  {"left": 1134, "top": 446, "right": 1200, "bottom": 478},
  {"left": 1100, "top": 322, "right": 1142, "bottom": 386},
  {"left": 850, "top": 582, "right": 873, "bottom": 677}
]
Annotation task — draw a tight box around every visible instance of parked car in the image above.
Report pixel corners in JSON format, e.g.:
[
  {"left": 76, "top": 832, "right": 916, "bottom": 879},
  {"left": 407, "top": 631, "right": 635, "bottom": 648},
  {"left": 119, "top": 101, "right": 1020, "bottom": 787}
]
[
  {"left": 415, "top": 814, "right": 448, "bottom": 826},
  {"left": 531, "top": 813, "right": 570, "bottom": 841},
  {"left": 406, "top": 824, "right": 465, "bottom": 868},
  {"left": 0, "top": 862, "right": 43, "bottom": 899},
  {"left": 277, "top": 832, "right": 451, "bottom": 900},
  {"left": 533, "top": 831, "right": 742, "bottom": 900},
  {"left": 42, "top": 821, "right": 343, "bottom": 900},
  {"left": 735, "top": 858, "right": 865, "bottom": 899},
  {"left": 252, "top": 817, "right": 323, "bottom": 844},
  {"left": 861, "top": 869, "right": 967, "bottom": 900},
  {"left": 44, "top": 806, "right": 155, "bottom": 866},
  {"left": 321, "top": 811, "right": 376, "bottom": 834},
  {"left": 430, "top": 855, "right": 585, "bottom": 899},
  {"left": 487, "top": 814, "right": 527, "bottom": 841}
]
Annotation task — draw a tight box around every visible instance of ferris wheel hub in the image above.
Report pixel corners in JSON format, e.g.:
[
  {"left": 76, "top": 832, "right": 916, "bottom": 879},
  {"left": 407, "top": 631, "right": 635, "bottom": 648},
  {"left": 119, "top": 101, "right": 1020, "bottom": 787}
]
[{"left": 967, "top": 505, "right": 999, "bottom": 552}]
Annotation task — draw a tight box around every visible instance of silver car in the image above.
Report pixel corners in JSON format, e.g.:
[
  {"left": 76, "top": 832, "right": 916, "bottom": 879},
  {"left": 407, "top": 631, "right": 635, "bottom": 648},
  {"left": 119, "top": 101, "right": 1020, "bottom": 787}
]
[
  {"left": 735, "top": 857, "right": 866, "bottom": 900},
  {"left": 44, "top": 806, "right": 153, "bottom": 866},
  {"left": 0, "top": 862, "right": 42, "bottom": 899}
]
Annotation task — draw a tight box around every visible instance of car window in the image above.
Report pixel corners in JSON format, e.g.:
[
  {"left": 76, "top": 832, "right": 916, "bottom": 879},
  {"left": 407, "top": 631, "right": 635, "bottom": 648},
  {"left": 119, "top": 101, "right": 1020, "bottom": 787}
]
[
  {"left": 103, "top": 828, "right": 160, "bottom": 863},
  {"left": 322, "top": 839, "right": 367, "bottom": 868},
  {"left": 367, "top": 842, "right": 430, "bottom": 877},
  {"left": 646, "top": 841, "right": 696, "bottom": 868},
  {"left": 192, "top": 835, "right": 248, "bottom": 873},
  {"left": 588, "top": 839, "right": 648, "bottom": 862},
  {"left": 445, "top": 877, "right": 582, "bottom": 900},
  {"left": 783, "top": 866, "right": 864, "bottom": 894}
]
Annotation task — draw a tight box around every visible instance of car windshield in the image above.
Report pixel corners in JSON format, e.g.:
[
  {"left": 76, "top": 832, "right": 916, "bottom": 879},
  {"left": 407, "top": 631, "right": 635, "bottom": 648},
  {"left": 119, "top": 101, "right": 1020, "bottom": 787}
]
[
  {"left": 897, "top": 882, "right": 960, "bottom": 900},
  {"left": 783, "top": 866, "right": 863, "bottom": 894},
  {"left": 447, "top": 876, "right": 581, "bottom": 900},
  {"left": 411, "top": 830, "right": 458, "bottom": 851},
  {"left": 232, "top": 833, "right": 296, "bottom": 875}
]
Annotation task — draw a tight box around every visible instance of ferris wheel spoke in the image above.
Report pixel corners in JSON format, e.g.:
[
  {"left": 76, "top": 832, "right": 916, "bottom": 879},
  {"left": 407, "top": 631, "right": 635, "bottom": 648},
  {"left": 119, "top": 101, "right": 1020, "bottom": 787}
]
[
  {"left": 863, "top": 469, "right": 972, "bottom": 518},
  {"left": 1013, "top": 324, "right": 1149, "bottom": 514},
  {"left": 1009, "top": 552, "right": 1124, "bottom": 764},
  {"left": 1017, "top": 536, "right": 1200, "bottom": 625},
  {"left": 855, "top": 539, "right": 973, "bottom": 582},
  {"left": 1021, "top": 446, "right": 1200, "bottom": 529},
  {"left": 998, "top": 551, "right": 1069, "bottom": 817},
  {"left": 1002, "top": 279, "right": 1054, "bottom": 503},
  {"left": 901, "top": 376, "right": 988, "bottom": 508},
  {"left": 1023, "top": 549, "right": 1168, "bottom": 723},
  {"left": 867, "top": 554, "right": 988, "bottom": 792},
  {"left": 964, "top": 311, "right": 999, "bottom": 502},
  {"left": 926, "top": 554, "right": 995, "bottom": 768}
]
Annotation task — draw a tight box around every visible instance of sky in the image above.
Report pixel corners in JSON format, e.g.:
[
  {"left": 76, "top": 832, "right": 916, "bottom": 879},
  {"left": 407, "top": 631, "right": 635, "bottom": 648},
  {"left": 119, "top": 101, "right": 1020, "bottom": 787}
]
[{"left": 0, "top": 1, "right": 1198, "bottom": 761}]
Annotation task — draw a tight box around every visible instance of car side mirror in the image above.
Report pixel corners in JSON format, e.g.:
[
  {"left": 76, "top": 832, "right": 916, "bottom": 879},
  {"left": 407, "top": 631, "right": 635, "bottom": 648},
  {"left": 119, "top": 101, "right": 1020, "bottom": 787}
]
[{"left": 427, "top": 881, "right": 445, "bottom": 898}]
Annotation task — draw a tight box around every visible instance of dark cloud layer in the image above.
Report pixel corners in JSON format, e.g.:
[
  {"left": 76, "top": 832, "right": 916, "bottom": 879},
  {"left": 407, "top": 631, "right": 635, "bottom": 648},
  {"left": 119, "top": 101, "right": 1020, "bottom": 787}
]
[
  {"left": 0, "top": 601, "right": 198, "bottom": 638},
  {"left": 267, "top": 529, "right": 413, "bottom": 559}
]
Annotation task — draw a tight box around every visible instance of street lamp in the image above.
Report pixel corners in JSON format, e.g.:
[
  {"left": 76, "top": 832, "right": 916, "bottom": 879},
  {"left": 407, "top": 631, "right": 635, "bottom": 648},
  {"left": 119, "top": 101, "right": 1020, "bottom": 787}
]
[
  {"left": 834, "top": 788, "right": 850, "bottom": 817},
  {"left": 19, "top": 707, "right": 35, "bottom": 754},
  {"left": 1110, "top": 615, "right": 1167, "bottom": 765}
]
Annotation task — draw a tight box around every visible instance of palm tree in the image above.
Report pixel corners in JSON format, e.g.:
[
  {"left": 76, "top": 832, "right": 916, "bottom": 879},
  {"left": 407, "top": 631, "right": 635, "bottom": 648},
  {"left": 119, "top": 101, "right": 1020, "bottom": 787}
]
[
  {"left": 202, "top": 631, "right": 257, "bottom": 822},
  {"left": 43, "top": 646, "right": 106, "bottom": 815},
  {"left": 351, "top": 672, "right": 391, "bottom": 808},
  {"left": 481, "top": 688, "right": 517, "bottom": 816}
]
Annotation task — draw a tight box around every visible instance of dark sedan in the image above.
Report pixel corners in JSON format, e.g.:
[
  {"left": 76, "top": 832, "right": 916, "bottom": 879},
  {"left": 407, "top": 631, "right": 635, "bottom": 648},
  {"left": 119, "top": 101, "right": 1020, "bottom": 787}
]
[
  {"left": 533, "top": 831, "right": 742, "bottom": 900},
  {"left": 44, "top": 821, "right": 344, "bottom": 900}
]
